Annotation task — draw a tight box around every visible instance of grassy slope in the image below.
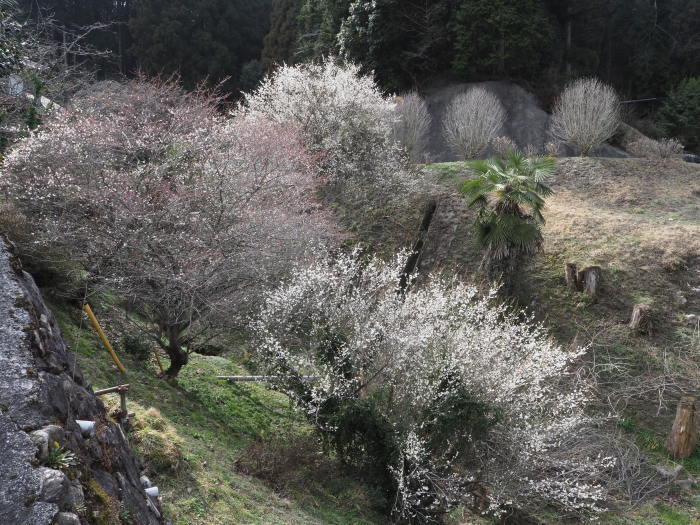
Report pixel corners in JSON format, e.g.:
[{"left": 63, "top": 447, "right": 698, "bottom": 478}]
[
  {"left": 425, "top": 157, "right": 700, "bottom": 524},
  {"left": 44, "top": 156, "right": 700, "bottom": 524},
  {"left": 51, "top": 304, "right": 384, "bottom": 525}
]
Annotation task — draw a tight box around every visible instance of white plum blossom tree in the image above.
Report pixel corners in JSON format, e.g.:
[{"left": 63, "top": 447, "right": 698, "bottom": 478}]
[
  {"left": 242, "top": 58, "right": 418, "bottom": 201},
  {"left": 253, "top": 251, "right": 612, "bottom": 520},
  {"left": 1, "top": 78, "right": 336, "bottom": 377}
]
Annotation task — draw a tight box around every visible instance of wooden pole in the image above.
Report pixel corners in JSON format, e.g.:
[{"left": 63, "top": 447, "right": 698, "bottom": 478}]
[
  {"left": 665, "top": 397, "right": 698, "bottom": 459},
  {"left": 578, "top": 266, "right": 602, "bottom": 300},
  {"left": 83, "top": 304, "right": 127, "bottom": 374},
  {"left": 93, "top": 384, "right": 129, "bottom": 396}
]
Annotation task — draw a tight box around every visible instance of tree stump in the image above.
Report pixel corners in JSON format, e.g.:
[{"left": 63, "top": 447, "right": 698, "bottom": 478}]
[
  {"left": 565, "top": 263, "right": 580, "bottom": 290},
  {"left": 577, "top": 266, "right": 602, "bottom": 299},
  {"left": 665, "top": 397, "right": 698, "bottom": 459},
  {"left": 629, "top": 304, "right": 653, "bottom": 335}
]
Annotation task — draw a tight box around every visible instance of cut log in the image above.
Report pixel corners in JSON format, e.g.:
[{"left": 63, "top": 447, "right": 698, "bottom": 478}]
[
  {"left": 665, "top": 397, "right": 698, "bottom": 459},
  {"left": 629, "top": 304, "right": 653, "bottom": 335},
  {"left": 565, "top": 263, "right": 580, "bottom": 290},
  {"left": 577, "top": 266, "right": 602, "bottom": 299}
]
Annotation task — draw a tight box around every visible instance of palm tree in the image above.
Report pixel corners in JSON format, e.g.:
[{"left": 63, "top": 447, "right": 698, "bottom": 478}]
[{"left": 459, "top": 150, "right": 555, "bottom": 280}]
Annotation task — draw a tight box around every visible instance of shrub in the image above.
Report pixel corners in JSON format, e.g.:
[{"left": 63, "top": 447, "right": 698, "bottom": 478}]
[
  {"left": 235, "top": 432, "right": 327, "bottom": 490},
  {"left": 392, "top": 91, "right": 431, "bottom": 162},
  {"left": 627, "top": 136, "right": 684, "bottom": 159},
  {"left": 443, "top": 87, "right": 506, "bottom": 160},
  {"left": 490, "top": 135, "right": 518, "bottom": 157},
  {"left": 253, "top": 251, "right": 609, "bottom": 520},
  {"left": 657, "top": 77, "right": 700, "bottom": 152},
  {"left": 120, "top": 334, "right": 152, "bottom": 362},
  {"left": 131, "top": 407, "right": 182, "bottom": 473},
  {"left": 550, "top": 78, "right": 620, "bottom": 156}
]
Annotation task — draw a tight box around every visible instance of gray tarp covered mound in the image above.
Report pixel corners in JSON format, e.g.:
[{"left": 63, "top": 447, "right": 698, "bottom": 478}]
[
  {"left": 0, "top": 237, "right": 166, "bottom": 525},
  {"left": 421, "top": 80, "right": 629, "bottom": 162}
]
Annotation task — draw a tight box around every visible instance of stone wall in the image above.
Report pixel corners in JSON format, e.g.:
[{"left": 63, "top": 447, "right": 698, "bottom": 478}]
[{"left": 0, "top": 237, "right": 167, "bottom": 525}]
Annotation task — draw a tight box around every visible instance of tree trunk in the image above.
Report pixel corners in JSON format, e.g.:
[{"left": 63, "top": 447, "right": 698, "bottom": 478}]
[
  {"left": 565, "top": 17, "right": 572, "bottom": 76},
  {"left": 577, "top": 266, "right": 602, "bottom": 299},
  {"left": 399, "top": 200, "right": 437, "bottom": 295},
  {"left": 629, "top": 304, "right": 653, "bottom": 335},
  {"left": 164, "top": 345, "right": 188, "bottom": 378},
  {"left": 665, "top": 397, "right": 698, "bottom": 459},
  {"left": 163, "top": 327, "right": 188, "bottom": 378},
  {"left": 565, "top": 262, "right": 580, "bottom": 290}
]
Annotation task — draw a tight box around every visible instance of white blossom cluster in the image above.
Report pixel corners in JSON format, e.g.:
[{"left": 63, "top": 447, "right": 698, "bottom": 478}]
[
  {"left": 242, "top": 58, "right": 417, "bottom": 199},
  {"left": 253, "top": 251, "right": 611, "bottom": 518}
]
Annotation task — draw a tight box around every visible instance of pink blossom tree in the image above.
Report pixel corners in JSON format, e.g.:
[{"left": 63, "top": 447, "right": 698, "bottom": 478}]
[{"left": 2, "top": 78, "right": 335, "bottom": 377}]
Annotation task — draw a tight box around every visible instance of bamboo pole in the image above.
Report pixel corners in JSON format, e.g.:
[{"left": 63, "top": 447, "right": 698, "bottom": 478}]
[
  {"left": 83, "top": 303, "right": 127, "bottom": 374},
  {"left": 152, "top": 349, "right": 165, "bottom": 374}
]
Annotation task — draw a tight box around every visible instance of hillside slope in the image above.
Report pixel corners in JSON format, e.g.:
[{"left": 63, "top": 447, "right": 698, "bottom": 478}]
[
  {"left": 51, "top": 304, "right": 385, "bottom": 525},
  {"left": 422, "top": 156, "right": 700, "bottom": 522}
]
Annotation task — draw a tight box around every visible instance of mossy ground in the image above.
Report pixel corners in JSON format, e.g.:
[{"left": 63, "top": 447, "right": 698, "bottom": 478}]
[{"left": 52, "top": 304, "right": 385, "bottom": 525}]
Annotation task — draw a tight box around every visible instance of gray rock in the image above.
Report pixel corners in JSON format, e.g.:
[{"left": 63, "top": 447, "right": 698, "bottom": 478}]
[
  {"left": 0, "top": 413, "right": 58, "bottom": 525},
  {"left": 38, "top": 467, "right": 69, "bottom": 503},
  {"left": 64, "top": 484, "right": 84, "bottom": 508},
  {"left": 140, "top": 475, "right": 152, "bottom": 488},
  {"left": 0, "top": 238, "right": 165, "bottom": 525},
  {"left": 675, "top": 479, "right": 693, "bottom": 491},
  {"left": 53, "top": 512, "right": 81, "bottom": 525},
  {"left": 29, "top": 425, "right": 64, "bottom": 462}
]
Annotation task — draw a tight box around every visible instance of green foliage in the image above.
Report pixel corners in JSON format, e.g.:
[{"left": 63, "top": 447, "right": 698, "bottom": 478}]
[
  {"left": 338, "top": 0, "right": 457, "bottom": 91},
  {"left": 46, "top": 441, "right": 77, "bottom": 470},
  {"left": 657, "top": 77, "right": 700, "bottom": 152},
  {"left": 459, "top": 150, "right": 554, "bottom": 278},
  {"left": 261, "top": 0, "right": 301, "bottom": 69},
  {"left": 325, "top": 397, "right": 398, "bottom": 495},
  {"left": 452, "top": 0, "right": 555, "bottom": 79},
  {"left": 297, "top": 0, "right": 351, "bottom": 60},
  {"left": 120, "top": 333, "right": 152, "bottom": 361},
  {"left": 128, "top": 0, "right": 272, "bottom": 93},
  {"left": 239, "top": 59, "right": 265, "bottom": 93}
]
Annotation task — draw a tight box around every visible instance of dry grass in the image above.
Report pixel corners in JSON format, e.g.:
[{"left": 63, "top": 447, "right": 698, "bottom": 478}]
[{"left": 421, "top": 156, "right": 700, "bottom": 522}]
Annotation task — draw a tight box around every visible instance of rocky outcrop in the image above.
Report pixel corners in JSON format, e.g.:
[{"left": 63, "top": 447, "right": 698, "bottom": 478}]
[{"left": 0, "top": 237, "right": 166, "bottom": 525}]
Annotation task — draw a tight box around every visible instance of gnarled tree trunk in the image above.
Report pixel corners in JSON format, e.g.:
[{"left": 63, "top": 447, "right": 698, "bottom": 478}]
[
  {"left": 665, "top": 397, "right": 698, "bottom": 459},
  {"left": 162, "top": 326, "right": 189, "bottom": 378}
]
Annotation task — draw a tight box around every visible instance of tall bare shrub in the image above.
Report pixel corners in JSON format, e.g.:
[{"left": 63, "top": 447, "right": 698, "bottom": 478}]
[
  {"left": 442, "top": 87, "right": 506, "bottom": 160},
  {"left": 550, "top": 78, "right": 620, "bottom": 156},
  {"left": 392, "top": 91, "right": 431, "bottom": 162}
]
